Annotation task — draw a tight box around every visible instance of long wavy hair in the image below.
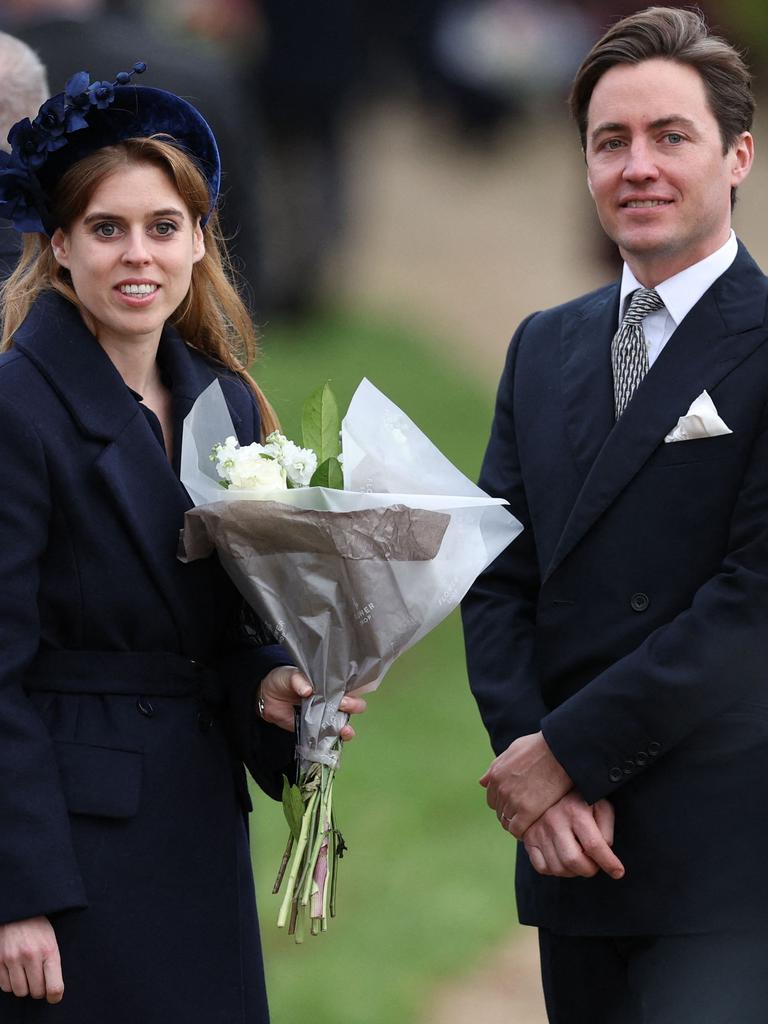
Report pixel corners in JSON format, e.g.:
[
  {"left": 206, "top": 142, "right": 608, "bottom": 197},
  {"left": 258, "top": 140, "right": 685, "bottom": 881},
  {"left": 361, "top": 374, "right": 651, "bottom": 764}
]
[{"left": 0, "top": 136, "right": 278, "bottom": 436}]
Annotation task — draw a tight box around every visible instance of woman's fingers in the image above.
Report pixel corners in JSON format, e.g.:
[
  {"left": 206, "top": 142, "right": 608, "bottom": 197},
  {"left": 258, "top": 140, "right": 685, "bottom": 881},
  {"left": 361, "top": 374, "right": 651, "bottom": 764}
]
[{"left": 339, "top": 694, "right": 367, "bottom": 715}]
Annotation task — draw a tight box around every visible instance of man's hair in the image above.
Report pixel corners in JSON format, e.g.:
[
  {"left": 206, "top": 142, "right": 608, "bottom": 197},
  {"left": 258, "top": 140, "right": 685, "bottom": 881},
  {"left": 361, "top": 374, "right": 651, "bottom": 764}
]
[
  {"left": 0, "top": 33, "right": 49, "bottom": 152},
  {"left": 569, "top": 6, "right": 754, "bottom": 155}
]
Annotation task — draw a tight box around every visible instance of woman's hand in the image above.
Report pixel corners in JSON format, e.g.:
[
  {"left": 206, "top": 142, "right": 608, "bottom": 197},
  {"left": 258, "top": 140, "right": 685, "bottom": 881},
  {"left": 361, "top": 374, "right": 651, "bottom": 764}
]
[
  {"left": 257, "top": 667, "right": 367, "bottom": 739},
  {"left": 0, "top": 916, "right": 64, "bottom": 1003}
]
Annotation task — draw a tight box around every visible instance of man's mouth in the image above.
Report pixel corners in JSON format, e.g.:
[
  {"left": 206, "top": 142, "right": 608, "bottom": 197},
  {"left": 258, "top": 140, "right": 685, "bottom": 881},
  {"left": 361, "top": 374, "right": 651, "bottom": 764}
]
[{"left": 622, "top": 199, "right": 673, "bottom": 208}]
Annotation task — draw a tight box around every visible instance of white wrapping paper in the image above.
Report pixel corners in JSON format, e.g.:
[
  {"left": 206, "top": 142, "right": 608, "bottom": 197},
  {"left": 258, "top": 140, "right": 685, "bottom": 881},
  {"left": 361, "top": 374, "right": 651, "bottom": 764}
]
[{"left": 180, "top": 378, "right": 522, "bottom": 771}]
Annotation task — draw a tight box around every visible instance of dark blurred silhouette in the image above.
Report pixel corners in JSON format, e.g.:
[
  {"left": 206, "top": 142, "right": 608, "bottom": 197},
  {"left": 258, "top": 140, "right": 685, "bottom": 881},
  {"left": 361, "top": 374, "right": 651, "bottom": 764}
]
[{"left": 249, "top": 0, "right": 368, "bottom": 316}]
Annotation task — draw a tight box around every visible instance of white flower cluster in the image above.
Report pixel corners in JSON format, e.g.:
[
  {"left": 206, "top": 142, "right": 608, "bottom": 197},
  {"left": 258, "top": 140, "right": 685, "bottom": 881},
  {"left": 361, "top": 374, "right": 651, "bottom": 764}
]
[
  {"left": 211, "top": 433, "right": 318, "bottom": 492},
  {"left": 265, "top": 431, "right": 318, "bottom": 487}
]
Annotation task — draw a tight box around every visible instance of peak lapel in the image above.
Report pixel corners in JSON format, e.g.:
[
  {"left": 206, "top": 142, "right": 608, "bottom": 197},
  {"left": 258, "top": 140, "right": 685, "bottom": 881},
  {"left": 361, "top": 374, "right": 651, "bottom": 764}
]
[{"left": 544, "top": 245, "right": 768, "bottom": 581}]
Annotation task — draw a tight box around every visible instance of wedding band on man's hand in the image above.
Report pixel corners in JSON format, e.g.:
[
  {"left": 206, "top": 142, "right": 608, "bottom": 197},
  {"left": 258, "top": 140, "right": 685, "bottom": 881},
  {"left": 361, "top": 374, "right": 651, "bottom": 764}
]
[
  {"left": 257, "top": 689, "right": 266, "bottom": 719},
  {"left": 500, "top": 812, "right": 510, "bottom": 825}
]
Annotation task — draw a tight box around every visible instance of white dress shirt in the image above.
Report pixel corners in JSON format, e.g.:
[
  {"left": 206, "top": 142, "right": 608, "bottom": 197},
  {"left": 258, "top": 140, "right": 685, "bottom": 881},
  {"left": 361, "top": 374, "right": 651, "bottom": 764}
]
[{"left": 618, "top": 230, "right": 738, "bottom": 367}]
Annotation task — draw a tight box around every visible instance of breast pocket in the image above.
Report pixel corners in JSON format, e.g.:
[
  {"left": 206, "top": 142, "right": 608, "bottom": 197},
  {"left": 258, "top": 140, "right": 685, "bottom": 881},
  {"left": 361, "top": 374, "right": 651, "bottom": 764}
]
[
  {"left": 650, "top": 432, "right": 739, "bottom": 467},
  {"left": 54, "top": 740, "right": 143, "bottom": 818}
]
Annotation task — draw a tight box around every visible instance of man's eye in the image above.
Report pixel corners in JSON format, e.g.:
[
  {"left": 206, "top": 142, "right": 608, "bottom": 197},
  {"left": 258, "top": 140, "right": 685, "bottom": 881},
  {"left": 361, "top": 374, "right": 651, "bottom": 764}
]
[
  {"left": 604, "top": 139, "right": 623, "bottom": 151},
  {"left": 665, "top": 132, "right": 684, "bottom": 144}
]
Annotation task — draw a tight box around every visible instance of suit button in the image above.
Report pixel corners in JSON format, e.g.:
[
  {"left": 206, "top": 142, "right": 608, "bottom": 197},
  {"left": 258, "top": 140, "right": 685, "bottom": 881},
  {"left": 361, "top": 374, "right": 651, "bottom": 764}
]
[
  {"left": 137, "top": 697, "right": 154, "bottom": 717},
  {"left": 608, "top": 767, "right": 623, "bottom": 783},
  {"left": 630, "top": 592, "right": 650, "bottom": 612},
  {"left": 636, "top": 751, "right": 648, "bottom": 766},
  {"left": 648, "top": 741, "right": 661, "bottom": 756},
  {"left": 622, "top": 759, "right": 635, "bottom": 775}
]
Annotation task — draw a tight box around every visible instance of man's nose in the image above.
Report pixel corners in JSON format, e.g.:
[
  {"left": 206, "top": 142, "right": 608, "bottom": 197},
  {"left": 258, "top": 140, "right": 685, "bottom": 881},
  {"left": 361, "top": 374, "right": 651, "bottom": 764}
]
[{"left": 622, "top": 140, "right": 660, "bottom": 181}]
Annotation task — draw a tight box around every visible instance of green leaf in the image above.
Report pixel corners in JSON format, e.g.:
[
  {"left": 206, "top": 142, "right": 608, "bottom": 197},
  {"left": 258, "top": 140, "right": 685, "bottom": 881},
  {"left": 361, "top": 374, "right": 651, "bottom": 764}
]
[
  {"left": 301, "top": 382, "right": 341, "bottom": 464},
  {"left": 310, "top": 456, "right": 344, "bottom": 490},
  {"left": 281, "top": 775, "right": 305, "bottom": 840}
]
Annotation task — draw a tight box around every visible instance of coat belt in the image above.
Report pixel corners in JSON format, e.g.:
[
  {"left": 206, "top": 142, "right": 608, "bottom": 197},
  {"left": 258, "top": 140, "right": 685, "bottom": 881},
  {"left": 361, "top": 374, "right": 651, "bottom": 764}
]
[{"left": 24, "top": 649, "right": 221, "bottom": 700}]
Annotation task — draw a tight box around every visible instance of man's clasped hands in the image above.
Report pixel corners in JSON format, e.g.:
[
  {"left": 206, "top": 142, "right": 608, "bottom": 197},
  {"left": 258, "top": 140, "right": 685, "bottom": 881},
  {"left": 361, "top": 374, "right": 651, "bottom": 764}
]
[{"left": 481, "top": 732, "right": 625, "bottom": 881}]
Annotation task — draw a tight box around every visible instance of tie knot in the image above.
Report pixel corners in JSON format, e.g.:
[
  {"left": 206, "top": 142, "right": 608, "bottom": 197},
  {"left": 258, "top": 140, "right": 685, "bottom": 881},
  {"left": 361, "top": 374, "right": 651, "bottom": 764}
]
[{"left": 623, "top": 287, "right": 664, "bottom": 325}]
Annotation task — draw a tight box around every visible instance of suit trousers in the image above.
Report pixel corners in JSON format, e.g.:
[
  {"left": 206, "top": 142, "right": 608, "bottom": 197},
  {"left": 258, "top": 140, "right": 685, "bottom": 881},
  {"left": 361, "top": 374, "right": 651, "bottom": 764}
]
[{"left": 538, "top": 926, "right": 768, "bottom": 1024}]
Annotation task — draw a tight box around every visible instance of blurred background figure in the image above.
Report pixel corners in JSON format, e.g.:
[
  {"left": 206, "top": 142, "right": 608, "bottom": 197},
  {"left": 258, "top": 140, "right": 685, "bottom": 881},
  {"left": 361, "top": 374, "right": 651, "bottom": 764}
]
[{"left": 0, "top": 31, "right": 48, "bottom": 281}]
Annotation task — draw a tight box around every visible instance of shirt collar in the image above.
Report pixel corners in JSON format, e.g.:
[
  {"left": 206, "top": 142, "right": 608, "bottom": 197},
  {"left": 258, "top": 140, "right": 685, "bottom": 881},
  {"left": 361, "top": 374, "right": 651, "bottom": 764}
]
[{"left": 619, "top": 230, "right": 738, "bottom": 328}]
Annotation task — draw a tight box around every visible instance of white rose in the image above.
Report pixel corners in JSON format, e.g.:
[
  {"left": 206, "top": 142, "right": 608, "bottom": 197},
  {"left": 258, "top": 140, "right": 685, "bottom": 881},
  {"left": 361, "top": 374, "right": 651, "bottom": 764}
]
[{"left": 228, "top": 452, "right": 287, "bottom": 492}]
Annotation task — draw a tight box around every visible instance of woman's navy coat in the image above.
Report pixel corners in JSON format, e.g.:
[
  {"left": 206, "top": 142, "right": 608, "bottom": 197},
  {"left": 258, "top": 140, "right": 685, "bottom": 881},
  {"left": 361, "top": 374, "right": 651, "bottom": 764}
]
[{"left": 0, "top": 291, "right": 294, "bottom": 1023}]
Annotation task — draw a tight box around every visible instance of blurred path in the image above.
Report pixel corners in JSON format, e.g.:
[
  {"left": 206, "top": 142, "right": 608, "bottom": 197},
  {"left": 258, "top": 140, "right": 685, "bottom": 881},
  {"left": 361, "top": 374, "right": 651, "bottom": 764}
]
[
  {"left": 332, "top": 100, "right": 609, "bottom": 388},
  {"left": 329, "top": 101, "right": 768, "bottom": 1024},
  {"left": 422, "top": 927, "right": 547, "bottom": 1024}
]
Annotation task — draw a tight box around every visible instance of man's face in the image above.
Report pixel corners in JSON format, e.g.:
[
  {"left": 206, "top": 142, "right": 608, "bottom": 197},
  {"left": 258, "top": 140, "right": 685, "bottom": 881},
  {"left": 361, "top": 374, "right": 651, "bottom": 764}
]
[{"left": 584, "top": 58, "right": 753, "bottom": 285}]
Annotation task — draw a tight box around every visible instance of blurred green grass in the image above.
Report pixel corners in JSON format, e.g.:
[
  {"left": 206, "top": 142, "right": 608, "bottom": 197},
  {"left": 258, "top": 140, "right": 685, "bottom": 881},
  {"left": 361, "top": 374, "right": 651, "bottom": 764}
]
[{"left": 247, "top": 309, "right": 519, "bottom": 1024}]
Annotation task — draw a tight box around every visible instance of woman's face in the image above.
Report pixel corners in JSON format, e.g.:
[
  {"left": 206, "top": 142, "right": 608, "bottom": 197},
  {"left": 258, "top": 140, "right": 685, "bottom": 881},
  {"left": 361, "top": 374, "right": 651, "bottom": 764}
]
[{"left": 51, "top": 161, "right": 205, "bottom": 353}]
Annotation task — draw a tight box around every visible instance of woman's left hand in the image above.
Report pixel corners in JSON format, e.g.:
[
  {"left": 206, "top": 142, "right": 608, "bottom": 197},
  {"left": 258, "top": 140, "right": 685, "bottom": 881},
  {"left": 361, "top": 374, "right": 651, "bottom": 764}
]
[{"left": 257, "top": 667, "right": 367, "bottom": 739}]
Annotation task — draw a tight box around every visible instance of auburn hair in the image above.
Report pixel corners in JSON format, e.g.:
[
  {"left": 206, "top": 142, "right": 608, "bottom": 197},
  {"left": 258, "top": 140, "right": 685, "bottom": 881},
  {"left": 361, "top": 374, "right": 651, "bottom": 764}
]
[{"left": 0, "top": 136, "right": 278, "bottom": 437}]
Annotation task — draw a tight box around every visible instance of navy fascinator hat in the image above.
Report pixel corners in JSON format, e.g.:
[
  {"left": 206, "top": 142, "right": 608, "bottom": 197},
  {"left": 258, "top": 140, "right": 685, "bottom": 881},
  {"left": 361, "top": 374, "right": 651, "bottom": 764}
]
[{"left": 0, "top": 62, "right": 221, "bottom": 235}]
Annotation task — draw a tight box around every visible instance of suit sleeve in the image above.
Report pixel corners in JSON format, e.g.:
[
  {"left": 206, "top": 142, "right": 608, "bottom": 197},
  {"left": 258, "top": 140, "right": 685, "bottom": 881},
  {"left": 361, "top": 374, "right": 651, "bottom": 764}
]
[
  {"left": 541, "top": 391, "right": 768, "bottom": 804},
  {"left": 462, "top": 315, "right": 550, "bottom": 754},
  {"left": 0, "top": 393, "right": 88, "bottom": 923}
]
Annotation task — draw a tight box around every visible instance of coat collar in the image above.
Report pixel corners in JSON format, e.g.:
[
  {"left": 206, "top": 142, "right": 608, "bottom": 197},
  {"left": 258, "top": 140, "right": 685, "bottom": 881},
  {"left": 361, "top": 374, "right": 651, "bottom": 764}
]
[
  {"left": 12, "top": 289, "right": 222, "bottom": 443},
  {"left": 546, "top": 242, "right": 768, "bottom": 581}
]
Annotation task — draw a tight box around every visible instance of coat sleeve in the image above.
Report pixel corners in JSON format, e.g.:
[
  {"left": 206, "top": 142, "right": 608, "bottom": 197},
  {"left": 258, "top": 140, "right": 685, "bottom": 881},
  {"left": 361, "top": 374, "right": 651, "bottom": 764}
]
[
  {"left": 462, "top": 315, "right": 550, "bottom": 755},
  {"left": 0, "top": 393, "right": 88, "bottom": 923},
  {"left": 541, "top": 391, "right": 768, "bottom": 805}
]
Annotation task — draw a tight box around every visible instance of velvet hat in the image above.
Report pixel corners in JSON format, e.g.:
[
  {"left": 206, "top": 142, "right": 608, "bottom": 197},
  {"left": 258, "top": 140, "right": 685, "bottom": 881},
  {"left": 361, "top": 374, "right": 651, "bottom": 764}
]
[{"left": 0, "top": 62, "right": 221, "bottom": 235}]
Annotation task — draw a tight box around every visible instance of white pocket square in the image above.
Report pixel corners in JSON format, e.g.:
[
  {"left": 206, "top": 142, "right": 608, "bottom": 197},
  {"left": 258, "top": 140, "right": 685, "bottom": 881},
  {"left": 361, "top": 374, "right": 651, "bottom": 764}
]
[{"left": 664, "top": 390, "right": 732, "bottom": 443}]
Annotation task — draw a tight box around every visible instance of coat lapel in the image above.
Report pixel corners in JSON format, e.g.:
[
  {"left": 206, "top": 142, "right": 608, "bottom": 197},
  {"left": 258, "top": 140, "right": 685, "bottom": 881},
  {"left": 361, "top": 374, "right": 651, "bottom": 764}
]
[
  {"left": 545, "top": 245, "right": 768, "bottom": 581},
  {"left": 12, "top": 292, "right": 224, "bottom": 634}
]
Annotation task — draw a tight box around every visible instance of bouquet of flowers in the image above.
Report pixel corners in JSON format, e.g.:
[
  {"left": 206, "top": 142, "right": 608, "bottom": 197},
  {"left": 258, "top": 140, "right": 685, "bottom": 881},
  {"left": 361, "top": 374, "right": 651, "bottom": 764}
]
[{"left": 179, "top": 378, "right": 521, "bottom": 940}]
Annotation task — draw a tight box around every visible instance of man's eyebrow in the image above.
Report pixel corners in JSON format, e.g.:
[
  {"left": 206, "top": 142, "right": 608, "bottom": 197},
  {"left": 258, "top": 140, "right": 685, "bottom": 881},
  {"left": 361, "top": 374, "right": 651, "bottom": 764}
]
[
  {"left": 82, "top": 207, "right": 186, "bottom": 225},
  {"left": 590, "top": 115, "right": 697, "bottom": 144}
]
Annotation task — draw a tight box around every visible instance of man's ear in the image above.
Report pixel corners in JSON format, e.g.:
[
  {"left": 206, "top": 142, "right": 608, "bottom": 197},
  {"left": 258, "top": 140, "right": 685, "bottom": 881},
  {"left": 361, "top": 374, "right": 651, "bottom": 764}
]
[
  {"left": 730, "top": 131, "right": 754, "bottom": 189},
  {"left": 50, "top": 228, "right": 70, "bottom": 268}
]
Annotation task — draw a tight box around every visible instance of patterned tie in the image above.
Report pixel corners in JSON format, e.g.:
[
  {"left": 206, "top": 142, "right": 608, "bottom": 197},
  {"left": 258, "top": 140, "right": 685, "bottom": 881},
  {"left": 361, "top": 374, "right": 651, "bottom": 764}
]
[{"left": 611, "top": 287, "right": 665, "bottom": 418}]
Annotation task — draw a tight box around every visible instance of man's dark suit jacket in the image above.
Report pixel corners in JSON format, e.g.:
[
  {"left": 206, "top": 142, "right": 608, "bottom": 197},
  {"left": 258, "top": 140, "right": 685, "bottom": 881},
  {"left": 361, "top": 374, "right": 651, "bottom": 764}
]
[{"left": 463, "top": 242, "right": 768, "bottom": 936}]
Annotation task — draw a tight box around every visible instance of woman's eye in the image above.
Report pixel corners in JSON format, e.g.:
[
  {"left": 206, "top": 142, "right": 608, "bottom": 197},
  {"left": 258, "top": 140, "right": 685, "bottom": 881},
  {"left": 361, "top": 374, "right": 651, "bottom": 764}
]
[
  {"left": 154, "top": 221, "right": 177, "bottom": 236},
  {"left": 95, "top": 223, "right": 118, "bottom": 237}
]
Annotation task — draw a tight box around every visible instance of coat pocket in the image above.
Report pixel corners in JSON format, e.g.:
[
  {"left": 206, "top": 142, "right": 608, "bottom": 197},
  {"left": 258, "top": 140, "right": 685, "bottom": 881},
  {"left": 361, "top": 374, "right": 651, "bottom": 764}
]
[{"left": 54, "top": 740, "right": 143, "bottom": 818}]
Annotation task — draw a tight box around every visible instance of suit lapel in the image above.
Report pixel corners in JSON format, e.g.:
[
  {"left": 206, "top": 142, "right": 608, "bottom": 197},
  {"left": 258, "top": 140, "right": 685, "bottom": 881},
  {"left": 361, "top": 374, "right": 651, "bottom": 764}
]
[
  {"left": 12, "top": 292, "right": 223, "bottom": 635},
  {"left": 560, "top": 284, "right": 619, "bottom": 478},
  {"left": 545, "top": 245, "right": 768, "bottom": 581}
]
